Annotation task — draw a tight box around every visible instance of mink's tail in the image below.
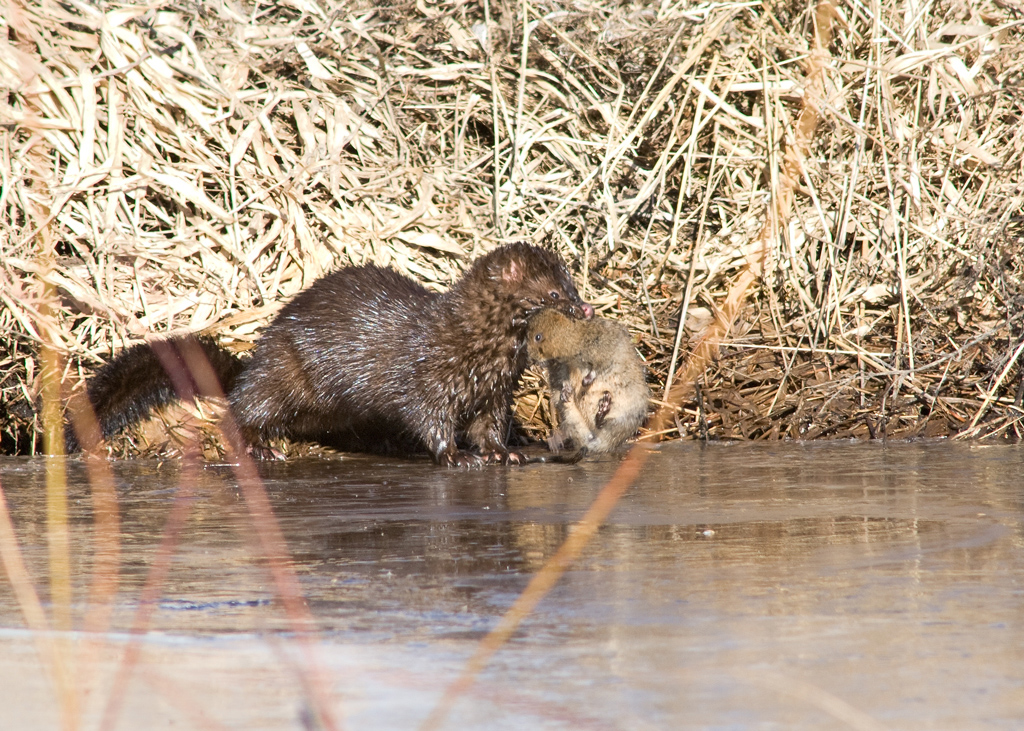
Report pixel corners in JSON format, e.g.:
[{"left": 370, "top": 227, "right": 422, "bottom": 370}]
[{"left": 64, "top": 335, "right": 244, "bottom": 452}]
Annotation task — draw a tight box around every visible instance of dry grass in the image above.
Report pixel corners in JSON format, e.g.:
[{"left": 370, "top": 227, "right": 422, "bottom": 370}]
[
  {"left": 2, "top": 0, "right": 1024, "bottom": 453},
  {"left": 17, "top": 3, "right": 1017, "bottom": 726}
]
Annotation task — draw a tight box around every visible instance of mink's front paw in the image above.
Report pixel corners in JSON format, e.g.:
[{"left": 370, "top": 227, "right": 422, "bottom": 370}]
[{"left": 438, "top": 450, "right": 484, "bottom": 469}]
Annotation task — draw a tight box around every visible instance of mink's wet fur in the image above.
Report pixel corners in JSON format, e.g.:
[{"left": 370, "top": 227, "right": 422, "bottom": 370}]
[
  {"left": 526, "top": 309, "right": 650, "bottom": 460},
  {"left": 64, "top": 335, "right": 243, "bottom": 453},
  {"left": 67, "top": 243, "right": 591, "bottom": 465},
  {"left": 230, "top": 242, "right": 591, "bottom": 465}
]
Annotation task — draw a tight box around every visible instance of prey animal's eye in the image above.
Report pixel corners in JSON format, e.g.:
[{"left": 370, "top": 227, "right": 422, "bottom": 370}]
[{"left": 534, "top": 333, "right": 544, "bottom": 342}]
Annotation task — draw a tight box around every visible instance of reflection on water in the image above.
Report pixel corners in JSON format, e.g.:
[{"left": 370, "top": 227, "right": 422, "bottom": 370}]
[{"left": 0, "top": 441, "right": 1022, "bottom": 729}]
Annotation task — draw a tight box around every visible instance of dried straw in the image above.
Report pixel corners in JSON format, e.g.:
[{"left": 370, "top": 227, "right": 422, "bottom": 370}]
[{"left": 1, "top": 0, "right": 1023, "bottom": 450}]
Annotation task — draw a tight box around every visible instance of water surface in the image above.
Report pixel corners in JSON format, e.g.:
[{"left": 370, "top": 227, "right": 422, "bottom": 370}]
[{"left": 0, "top": 440, "right": 1021, "bottom": 729}]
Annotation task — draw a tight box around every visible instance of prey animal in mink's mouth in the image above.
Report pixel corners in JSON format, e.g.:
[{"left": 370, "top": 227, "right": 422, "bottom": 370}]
[{"left": 526, "top": 308, "right": 650, "bottom": 462}]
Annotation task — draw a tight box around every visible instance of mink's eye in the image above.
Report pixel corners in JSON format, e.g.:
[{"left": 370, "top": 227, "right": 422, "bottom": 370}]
[{"left": 549, "top": 291, "right": 560, "bottom": 300}]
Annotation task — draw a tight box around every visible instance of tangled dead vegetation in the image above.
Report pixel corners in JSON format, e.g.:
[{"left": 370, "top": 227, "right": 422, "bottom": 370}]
[{"left": 2, "top": 0, "right": 1023, "bottom": 455}]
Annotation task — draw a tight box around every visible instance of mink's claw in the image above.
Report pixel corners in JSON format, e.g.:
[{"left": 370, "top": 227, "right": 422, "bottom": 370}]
[
  {"left": 484, "top": 449, "right": 528, "bottom": 466},
  {"left": 438, "top": 450, "right": 485, "bottom": 469}
]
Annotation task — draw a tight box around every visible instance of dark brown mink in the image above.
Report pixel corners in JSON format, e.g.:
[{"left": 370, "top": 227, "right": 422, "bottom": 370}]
[
  {"left": 229, "top": 242, "right": 593, "bottom": 466},
  {"left": 64, "top": 335, "right": 244, "bottom": 453},
  {"left": 526, "top": 308, "right": 650, "bottom": 459}
]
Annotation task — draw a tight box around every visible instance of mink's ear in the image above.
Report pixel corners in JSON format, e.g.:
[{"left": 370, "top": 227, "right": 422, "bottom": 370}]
[
  {"left": 486, "top": 254, "right": 523, "bottom": 284},
  {"left": 502, "top": 258, "right": 523, "bottom": 284}
]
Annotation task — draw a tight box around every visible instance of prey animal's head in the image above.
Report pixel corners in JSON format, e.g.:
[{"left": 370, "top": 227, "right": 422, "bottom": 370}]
[{"left": 526, "top": 308, "right": 588, "bottom": 364}]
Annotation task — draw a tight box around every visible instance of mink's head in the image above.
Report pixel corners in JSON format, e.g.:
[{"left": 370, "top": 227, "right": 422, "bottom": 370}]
[
  {"left": 472, "top": 242, "right": 594, "bottom": 323},
  {"left": 526, "top": 308, "right": 584, "bottom": 364}
]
